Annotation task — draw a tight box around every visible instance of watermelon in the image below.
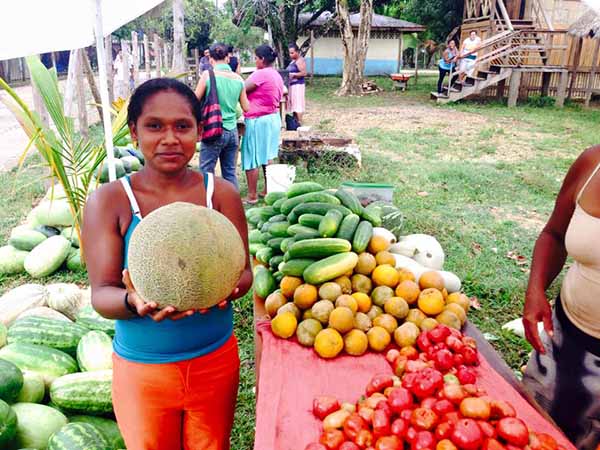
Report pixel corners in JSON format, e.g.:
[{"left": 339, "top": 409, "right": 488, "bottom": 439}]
[
  {"left": 0, "top": 399, "right": 17, "bottom": 447},
  {"left": 0, "top": 343, "right": 78, "bottom": 386},
  {"left": 121, "top": 156, "right": 141, "bottom": 172},
  {"left": 66, "top": 248, "right": 84, "bottom": 272},
  {"left": 17, "top": 307, "right": 72, "bottom": 322},
  {"left": 35, "top": 225, "right": 61, "bottom": 237},
  {"left": 75, "top": 307, "right": 115, "bottom": 337},
  {"left": 60, "top": 227, "right": 80, "bottom": 248},
  {"left": 69, "top": 416, "right": 125, "bottom": 449},
  {"left": 48, "top": 422, "right": 110, "bottom": 450},
  {"left": 33, "top": 201, "right": 75, "bottom": 227},
  {"left": 77, "top": 331, "right": 113, "bottom": 372},
  {"left": 0, "top": 359, "right": 24, "bottom": 403},
  {"left": 16, "top": 371, "right": 45, "bottom": 404},
  {"left": 8, "top": 228, "right": 47, "bottom": 251},
  {"left": 11, "top": 402, "right": 68, "bottom": 449},
  {"left": 24, "top": 235, "right": 71, "bottom": 278},
  {"left": 0, "top": 323, "right": 6, "bottom": 347},
  {"left": 0, "top": 284, "right": 48, "bottom": 327},
  {"left": 43, "top": 184, "right": 67, "bottom": 201},
  {"left": 96, "top": 160, "right": 126, "bottom": 183},
  {"left": 0, "top": 245, "right": 29, "bottom": 275},
  {"left": 46, "top": 284, "right": 82, "bottom": 320},
  {"left": 49, "top": 370, "right": 113, "bottom": 415},
  {"left": 8, "top": 317, "right": 89, "bottom": 356},
  {"left": 132, "top": 149, "right": 144, "bottom": 164}
]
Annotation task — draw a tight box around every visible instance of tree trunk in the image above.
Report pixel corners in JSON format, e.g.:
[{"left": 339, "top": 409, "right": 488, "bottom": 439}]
[
  {"left": 172, "top": 0, "right": 186, "bottom": 73},
  {"left": 336, "top": 0, "right": 373, "bottom": 96}
]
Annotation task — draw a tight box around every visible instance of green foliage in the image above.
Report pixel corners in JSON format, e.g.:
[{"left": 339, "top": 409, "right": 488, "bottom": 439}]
[{"left": 526, "top": 95, "right": 556, "bottom": 108}]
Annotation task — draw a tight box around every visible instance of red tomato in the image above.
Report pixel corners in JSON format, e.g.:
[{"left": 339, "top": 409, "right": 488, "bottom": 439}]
[
  {"left": 445, "top": 335, "right": 465, "bottom": 353},
  {"left": 433, "top": 399, "right": 455, "bottom": 416},
  {"left": 430, "top": 325, "right": 451, "bottom": 343},
  {"left": 462, "top": 336, "right": 477, "bottom": 348},
  {"left": 435, "top": 422, "right": 454, "bottom": 441},
  {"left": 375, "top": 436, "right": 402, "bottom": 450},
  {"left": 412, "top": 430, "right": 435, "bottom": 450},
  {"left": 406, "top": 426, "right": 418, "bottom": 443},
  {"left": 391, "top": 418, "right": 408, "bottom": 438},
  {"left": 477, "top": 420, "right": 496, "bottom": 439},
  {"left": 451, "top": 418, "right": 483, "bottom": 450},
  {"left": 314, "top": 396, "right": 341, "bottom": 420},
  {"left": 443, "top": 411, "right": 461, "bottom": 426},
  {"left": 411, "top": 407, "right": 439, "bottom": 431},
  {"left": 366, "top": 374, "right": 395, "bottom": 397},
  {"left": 489, "top": 400, "right": 516, "bottom": 420},
  {"left": 412, "top": 368, "right": 444, "bottom": 399},
  {"left": 459, "top": 398, "right": 491, "bottom": 420},
  {"left": 442, "top": 384, "right": 466, "bottom": 404},
  {"left": 305, "top": 444, "right": 328, "bottom": 450},
  {"left": 406, "top": 360, "right": 430, "bottom": 374},
  {"left": 343, "top": 413, "right": 367, "bottom": 441},
  {"left": 482, "top": 438, "right": 507, "bottom": 450},
  {"left": 340, "top": 443, "right": 361, "bottom": 450},
  {"left": 400, "top": 409, "right": 414, "bottom": 421},
  {"left": 403, "top": 373, "right": 418, "bottom": 391},
  {"left": 456, "top": 366, "right": 477, "bottom": 385},
  {"left": 320, "top": 429, "right": 345, "bottom": 450},
  {"left": 433, "top": 349, "right": 455, "bottom": 372},
  {"left": 461, "top": 346, "right": 479, "bottom": 366},
  {"left": 393, "top": 355, "right": 408, "bottom": 377},
  {"left": 453, "top": 353, "right": 465, "bottom": 367},
  {"left": 436, "top": 439, "right": 458, "bottom": 450},
  {"left": 358, "top": 406, "right": 374, "bottom": 425},
  {"left": 388, "top": 387, "right": 414, "bottom": 414},
  {"left": 354, "top": 429, "right": 374, "bottom": 448},
  {"left": 421, "top": 397, "right": 437, "bottom": 410},
  {"left": 372, "top": 409, "right": 391, "bottom": 439},
  {"left": 496, "top": 418, "right": 529, "bottom": 447},
  {"left": 400, "top": 346, "right": 419, "bottom": 360},
  {"left": 386, "top": 349, "right": 400, "bottom": 364},
  {"left": 529, "top": 433, "right": 558, "bottom": 450},
  {"left": 376, "top": 400, "right": 392, "bottom": 418},
  {"left": 417, "top": 332, "right": 433, "bottom": 352}
]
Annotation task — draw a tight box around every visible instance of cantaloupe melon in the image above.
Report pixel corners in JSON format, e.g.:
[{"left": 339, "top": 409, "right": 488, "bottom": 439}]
[{"left": 127, "top": 202, "right": 246, "bottom": 310}]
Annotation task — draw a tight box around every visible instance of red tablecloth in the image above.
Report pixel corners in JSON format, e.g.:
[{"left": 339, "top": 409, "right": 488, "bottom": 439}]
[{"left": 253, "top": 321, "right": 575, "bottom": 450}]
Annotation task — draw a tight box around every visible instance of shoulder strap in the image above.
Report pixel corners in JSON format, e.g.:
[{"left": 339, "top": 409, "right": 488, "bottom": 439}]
[
  {"left": 204, "top": 172, "right": 214, "bottom": 210},
  {"left": 119, "top": 177, "right": 142, "bottom": 219},
  {"left": 577, "top": 161, "right": 600, "bottom": 202}
]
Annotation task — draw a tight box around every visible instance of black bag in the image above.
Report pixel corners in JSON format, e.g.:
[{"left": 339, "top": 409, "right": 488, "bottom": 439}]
[
  {"left": 200, "top": 69, "right": 224, "bottom": 143},
  {"left": 285, "top": 114, "right": 299, "bottom": 131}
]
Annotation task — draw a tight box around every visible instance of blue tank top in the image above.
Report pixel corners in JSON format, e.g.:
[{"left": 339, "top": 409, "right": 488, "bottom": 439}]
[
  {"left": 287, "top": 60, "right": 304, "bottom": 85},
  {"left": 113, "top": 174, "right": 234, "bottom": 364},
  {"left": 439, "top": 50, "right": 456, "bottom": 71}
]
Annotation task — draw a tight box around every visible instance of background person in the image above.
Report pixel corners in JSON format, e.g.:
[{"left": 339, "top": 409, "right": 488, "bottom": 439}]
[
  {"left": 228, "top": 45, "right": 241, "bottom": 74},
  {"left": 195, "top": 43, "right": 249, "bottom": 189},
  {"left": 458, "top": 31, "right": 481, "bottom": 82},
  {"left": 437, "top": 40, "right": 459, "bottom": 94},
  {"left": 522, "top": 144, "right": 600, "bottom": 449},
  {"left": 83, "top": 78, "right": 252, "bottom": 449},
  {"left": 241, "top": 44, "right": 284, "bottom": 204},
  {"left": 199, "top": 48, "right": 212, "bottom": 73},
  {"left": 286, "top": 43, "right": 307, "bottom": 125}
]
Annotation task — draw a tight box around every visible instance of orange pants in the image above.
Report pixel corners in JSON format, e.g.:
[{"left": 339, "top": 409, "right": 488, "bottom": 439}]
[{"left": 112, "top": 335, "right": 240, "bottom": 450}]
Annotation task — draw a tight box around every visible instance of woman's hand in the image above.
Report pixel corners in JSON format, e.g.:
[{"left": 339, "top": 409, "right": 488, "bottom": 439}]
[
  {"left": 198, "top": 268, "right": 253, "bottom": 314},
  {"left": 523, "top": 288, "right": 554, "bottom": 354},
  {"left": 122, "top": 270, "right": 196, "bottom": 322}
]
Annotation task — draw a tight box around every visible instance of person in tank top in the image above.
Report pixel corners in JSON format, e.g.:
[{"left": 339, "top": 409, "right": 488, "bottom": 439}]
[
  {"left": 522, "top": 144, "right": 600, "bottom": 449},
  {"left": 82, "top": 78, "right": 252, "bottom": 450},
  {"left": 286, "top": 43, "right": 307, "bottom": 125}
]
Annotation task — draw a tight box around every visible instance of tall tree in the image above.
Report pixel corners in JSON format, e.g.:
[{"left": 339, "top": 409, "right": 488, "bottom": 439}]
[
  {"left": 336, "top": 0, "right": 373, "bottom": 96},
  {"left": 172, "top": 0, "right": 186, "bottom": 72}
]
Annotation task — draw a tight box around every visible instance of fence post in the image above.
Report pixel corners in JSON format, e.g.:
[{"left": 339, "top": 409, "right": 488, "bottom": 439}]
[
  {"left": 104, "top": 35, "right": 114, "bottom": 103},
  {"left": 120, "top": 39, "right": 130, "bottom": 98},
  {"left": 76, "top": 49, "right": 89, "bottom": 139},
  {"left": 143, "top": 33, "right": 151, "bottom": 80},
  {"left": 154, "top": 34, "right": 162, "bottom": 76},
  {"left": 508, "top": 70, "right": 522, "bottom": 107},
  {"left": 132, "top": 31, "right": 140, "bottom": 88}
]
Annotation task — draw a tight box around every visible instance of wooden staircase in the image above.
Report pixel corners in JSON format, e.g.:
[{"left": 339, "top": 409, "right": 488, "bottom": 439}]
[{"left": 432, "top": 65, "right": 513, "bottom": 103}]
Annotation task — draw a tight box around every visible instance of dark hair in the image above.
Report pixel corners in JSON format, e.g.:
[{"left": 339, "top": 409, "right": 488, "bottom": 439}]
[
  {"left": 255, "top": 44, "right": 278, "bottom": 65},
  {"left": 288, "top": 43, "right": 300, "bottom": 51},
  {"left": 227, "top": 45, "right": 234, "bottom": 54},
  {"left": 209, "top": 43, "right": 229, "bottom": 61},
  {"left": 127, "top": 78, "right": 202, "bottom": 125}
]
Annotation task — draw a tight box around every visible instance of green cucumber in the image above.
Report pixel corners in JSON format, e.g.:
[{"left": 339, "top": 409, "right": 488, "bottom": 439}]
[
  {"left": 249, "top": 229, "right": 263, "bottom": 244},
  {"left": 269, "top": 255, "right": 285, "bottom": 270},
  {"left": 257, "top": 206, "right": 277, "bottom": 222},
  {"left": 303, "top": 252, "right": 359, "bottom": 285},
  {"left": 335, "top": 189, "right": 365, "bottom": 215},
  {"left": 265, "top": 192, "right": 286, "bottom": 205},
  {"left": 260, "top": 232, "right": 273, "bottom": 244},
  {"left": 287, "top": 224, "right": 320, "bottom": 237},
  {"left": 288, "top": 203, "right": 352, "bottom": 223},
  {"left": 318, "top": 209, "right": 344, "bottom": 238},
  {"left": 249, "top": 243, "right": 268, "bottom": 256},
  {"left": 298, "top": 213, "right": 324, "bottom": 229},
  {"left": 272, "top": 197, "right": 286, "bottom": 213},
  {"left": 287, "top": 238, "right": 351, "bottom": 259},
  {"left": 268, "top": 221, "right": 290, "bottom": 238},
  {"left": 273, "top": 271, "right": 284, "bottom": 284},
  {"left": 286, "top": 182, "right": 324, "bottom": 198},
  {"left": 280, "top": 192, "right": 341, "bottom": 216},
  {"left": 281, "top": 259, "right": 317, "bottom": 277},
  {"left": 362, "top": 203, "right": 383, "bottom": 227},
  {"left": 352, "top": 221, "right": 373, "bottom": 253},
  {"left": 256, "top": 247, "right": 274, "bottom": 264},
  {"left": 336, "top": 213, "right": 361, "bottom": 241},
  {"left": 280, "top": 237, "right": 296, "bottom": 253},
  {"left": 254, "top": 265, "right": 276, "bottom": 299},
  {"left": 267, "top": 237, "right": 285, "bottom": 251},
  {"left": 268, "top": 214, "right": 288, "bottom": 223}
]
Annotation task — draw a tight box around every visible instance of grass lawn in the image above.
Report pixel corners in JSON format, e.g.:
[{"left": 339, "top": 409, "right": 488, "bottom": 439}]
[{"left": 1, "top": 75, "right": 598, "bottom": 449}]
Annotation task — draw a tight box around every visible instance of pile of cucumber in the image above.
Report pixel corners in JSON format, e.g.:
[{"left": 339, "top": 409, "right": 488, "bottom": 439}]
[{"left": 246, "top": 182, "right": 398, "bottom": 299}]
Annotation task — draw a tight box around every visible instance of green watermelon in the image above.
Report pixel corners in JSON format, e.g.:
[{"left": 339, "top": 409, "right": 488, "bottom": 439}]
[
  {"left": 60, "top": 227, "right": 80, "bottom": 248},
  {"left": 8, "top": 228, "right": 47, "bottom": 251},
  {"left": 77, "top": 331, "right": 112, "bottom": 372},
  {"left": 8, "top": 317, "right": 89, "bottom": 356},
  {"left": 16, "top": 371, "right": 45, "bottom": 404},
  {"left": 66, "top": 248, "right": 84, "bottom": 272},
  {"left": 49, "top": 370, "right": 112, "bottom": 415},
  {"left": 24, "top": 236, "right": 71, "bottom": 278},
  {"left": 48, "top": 422, "right": 110, "bottom": 450},
  {"left": 0, "top": 359, "right": 24, "bottom": 403},
  {"left": 35, "top": 225, "right": 61, "bottom": 237},
  {"left": 12, "top": 402, "right": 68, "bottom": 449},
  {"left": 96, "top": 160, "right": 126, "bottom": 183},
  {"left": 121, "top": 156, "right": 141, "bottom": 172},
  {"left": 0, "top": 245, "right": 28, "bottom": 275},
  {"left": 0, "top": 343, "right": 78, "bottom": 387},
  {"left": 33, "top": 201, "right": 75, "bottom": 228},
  {"left": 75, "top": 306, "right": 114, "bottom": 337},
  {"left": 68, "top": 416, "right": 124, "bottom": 449},
  {"left": 0, "top": 399, "right": 17, "bottom": 447}
]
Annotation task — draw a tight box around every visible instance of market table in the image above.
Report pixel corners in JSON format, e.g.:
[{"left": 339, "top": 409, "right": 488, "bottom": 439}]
[{"left": 252, "top": 318, "right": 575, "bottom": 450}]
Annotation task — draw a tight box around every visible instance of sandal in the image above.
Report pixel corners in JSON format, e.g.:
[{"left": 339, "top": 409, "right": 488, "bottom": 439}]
[{"left": 243, "top": 198, "right": 259, "bottom": 205}]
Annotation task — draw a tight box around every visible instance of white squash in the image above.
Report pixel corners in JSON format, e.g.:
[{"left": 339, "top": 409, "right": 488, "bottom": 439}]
[
  {"left": 47, "top": 283, "right": 82, "bottom": 320},
  {"left": 0, "top": 284, "right": 49, "bottom": 326},
  {"left": 393, "top": 254, "right": 428, "bottom": 282},
  {"left": 24, "top": 235, "right": 71, "bottom": 278},
  {"left": 33, "top": 200, "right": 74, "bottom": 227},
  {"left": 389, "top": 234, "right": 445, "bottom": 270},
  {"left": 0, "top": 245, "right": 29, "bottom": 275},
  {"left": 438, "top": 271, "right": 462, "bottom": 293},
  {"left": 372, "top": 227, "right": 397, "bottom": 245},
  {"left": 17, "top": 306, "right": 72, "bottom": 322}
]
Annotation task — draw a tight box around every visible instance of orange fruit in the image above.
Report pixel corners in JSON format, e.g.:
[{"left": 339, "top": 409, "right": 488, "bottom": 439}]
[
  {"left": 368, "top": 235, "right": 391, "bottom": 254},
  {"left": 397, "top": 268, "right": 416, "bottom": 283},
  {"left": 436, "top": 310, "right": 461, "bottom": 330},
  {"left": 420, "top": 317, "right": 439, "bottom": 332},
  {"left": 394, "top": 322, "right": 420, "bottom": 347},
  {"left": 280, "top": 276, "right": 303, "bottom": 298},
  {"left": 311, "top": 300, "right": 334, "bottom": 324},
  {"left": 372, "top": 264, "right": 400, "bottom": 288},
  {"left": 271, "top": 312, "right": 297, "bottom": 339},
  {"left": 277, "top": 302, "right": 301, "bottom": 320},
  {"left": 406, "top": 308, "right": 427, "bottom": 327},
  {"left": 417, "top": 288, "right": 445, "bottom": 316},
  {"left": 296, "top": 318, "right": 323, "bottom": 346},
  {"left": 351, "top": 274, "right": 373, "bottom": 294},
  {"left": 353, "top": 312, "right": 372, "bottom": 332},
  {"left": 384, "top": 296, "right": 409, "bottom": 320},
  {"left": 302, "top": 309, "right": 314, "bottom": 320},
  {"left": 265, "top": 291, "right": 288, "bottom": 317},
  {"left": 367, "top": 305, "right": 383, "bottom": 321},
  {"left": 344, "top": 329, "right": 369, "bottom": 356},
  {"left": 372, "top": 313, "right": 398, "bottom": 334},
  {"left": 371, "top": 286, "right": 395, "bottom": 307},
  {"left": 367, "top": 326, "right": 391, "bottom": 352},
  {"left": 334, "top": 276, "right": 352, "bottom": 294},
  {"left": 419, "top": 271, "right": 445, "bottom": 291},
  {"left": 395, "top": 280, "right": 420, "bottom": 305},
  {"left": 356, "top": 252, "right": 377, "bottom": 275},
  {"left": 293, "top": 284, "right": 318, "bottom": 309},
  {"left": 335, "top": 295, "right": 358, "bottom": 314},
  {"left": 319, "top": 282, "right": 343, "bottom": 301},
  {"left": 446, "top": 292, "right": 470, "bottom": 312},
  {"left": 444, "top": 303, "right": 467, "bottom": 325},
  {"left": 314, "top": 328, "right": 343, "bottom": 358},
  {"left": 375, "top": 250, "right": 396, "bottom": 267},
  {"left": 352, "top": 292, "right": 372, "bottom": 313},
  {"left": 328, "top": 307, "right": 355, "bottom": 334}
]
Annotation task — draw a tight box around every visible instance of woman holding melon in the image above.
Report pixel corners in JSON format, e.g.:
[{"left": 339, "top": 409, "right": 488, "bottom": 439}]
[
  {"left": 82, "top": 78, "right": 252, "bottom": 449},
  {"left": 522, "top": 144, "right": 600, "bottom": 448}
]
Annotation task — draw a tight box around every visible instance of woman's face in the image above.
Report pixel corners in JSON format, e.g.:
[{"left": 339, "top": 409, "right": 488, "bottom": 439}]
[
  {"left": 470, "top": 31, "right": 477, "bottom": 39},
  {"left": 255, "top": 54, "right": 266, "bottom": 69},
  {"left": 289, "top": 48, "right": 299, "bottom": 60},
  {"left": 129, "top": 90, "right": 199, "bottom": 173},
  {"left": 449, "top": 41, "right": 456, "bottom": 50}
]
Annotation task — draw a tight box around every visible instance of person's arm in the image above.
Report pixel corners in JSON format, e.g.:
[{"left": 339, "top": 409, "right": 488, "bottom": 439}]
[
  {"left": 523, "top": 150, "right": 594, "bottom": 353},
  {"left": 239, "top": 85, "right": 250, "bottom": 112},
  {"left": 194, "top": 71, "right": 209, "bottom": 100},
  {"left": 245, "top": 79, "right": 257, "bottom": 94},
  {"left": 295, "top": 58, "right": 308, "bottom": 77},
  {"left": 442, "top": 49, "right": 451, "bottom": 64}
]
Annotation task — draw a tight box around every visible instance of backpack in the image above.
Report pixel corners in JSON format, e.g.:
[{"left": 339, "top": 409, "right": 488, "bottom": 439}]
[
  {"left": 285, "top": 114, "right": 299, "bottom": 131},
  {"left": 200, "top": 69, "right": 224, "bottom": 143}
]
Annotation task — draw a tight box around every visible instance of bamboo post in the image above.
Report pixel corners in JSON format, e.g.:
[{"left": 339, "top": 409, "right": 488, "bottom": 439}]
[
  {"left": 154, "top": 34, "right": 162, "bottom": 76},
  {"left": 81, "top": 49, "right": 103, "bottom": 119},
  {"left": 104, "top": 35, "right": 114, "bottom": 103},
  {"left": 121, "top": 39, "right": 129, "bottom": 98},
  {"left": 163, "top": 41, "right": 170, "bottom": 71},
  {"left": 397, "top": 33, "right": 403, "bottom": 72},
  {"left": 132, "top": 31, "right": 140, "bottom": 88},
  {"left": 556, "top": 69, "right": 569, "bottom": 107},
  {"left": 568, "top": 37, "right": 583, "bottom": 100},
  {"left": 310, "top": 29, "right": 315, "bottom": 78},
  {"left": 585, "top": 39, "right": 600, "bottom": 107},
  {"left": 414, "top": 44, "right": 419, "bottom": 85},
  {"left": 76, "top": 49, "right": 89, "bottom": 139},
  {"left": 508, "top": 70, "right": 522, "bottom": 107},
  {"left": 64, "top": 49, "right": 81, "bottom": 118},
  {"left": 143, "top": 33, "right": 151, "bottom": 80}
]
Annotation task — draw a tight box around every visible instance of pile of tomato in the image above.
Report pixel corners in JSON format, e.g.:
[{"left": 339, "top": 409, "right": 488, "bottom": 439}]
[{"left": 305, "top": 325, "right": 565, "bottom": 450}]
